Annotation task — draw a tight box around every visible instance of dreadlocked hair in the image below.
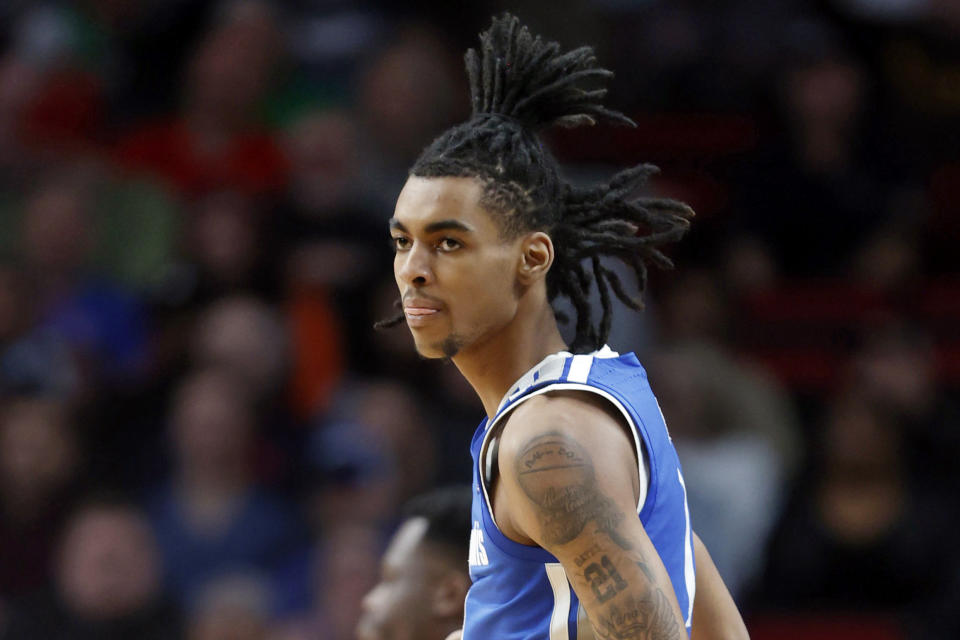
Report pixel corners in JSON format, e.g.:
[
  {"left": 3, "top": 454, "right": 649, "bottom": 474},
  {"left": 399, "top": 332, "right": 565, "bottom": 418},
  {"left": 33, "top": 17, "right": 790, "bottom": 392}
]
[{"left": 382, "top": 13, "right": 693, "bottom": 352}]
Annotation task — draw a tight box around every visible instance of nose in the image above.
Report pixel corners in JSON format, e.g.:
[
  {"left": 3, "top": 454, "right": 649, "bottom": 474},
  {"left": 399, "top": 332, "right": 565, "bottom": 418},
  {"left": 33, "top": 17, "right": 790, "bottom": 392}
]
[{"left": 395, "top": 242, "right": 433, "bottom": 287}]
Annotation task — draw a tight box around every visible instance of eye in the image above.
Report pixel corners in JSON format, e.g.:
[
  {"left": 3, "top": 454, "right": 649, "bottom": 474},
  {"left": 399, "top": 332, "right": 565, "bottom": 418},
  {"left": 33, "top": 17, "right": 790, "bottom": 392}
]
[
  {"left": 437, "top": 237, "right": 462, "bottom": 252},
  {"left": 390, "top": 236, "right": 411, "bottom": 251}
]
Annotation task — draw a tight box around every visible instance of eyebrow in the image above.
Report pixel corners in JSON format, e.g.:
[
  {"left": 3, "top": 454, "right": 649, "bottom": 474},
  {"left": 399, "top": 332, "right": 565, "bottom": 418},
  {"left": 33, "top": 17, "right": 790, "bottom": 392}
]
[{"left": 389, "top": 218, "right": 474, "bottom": 234}]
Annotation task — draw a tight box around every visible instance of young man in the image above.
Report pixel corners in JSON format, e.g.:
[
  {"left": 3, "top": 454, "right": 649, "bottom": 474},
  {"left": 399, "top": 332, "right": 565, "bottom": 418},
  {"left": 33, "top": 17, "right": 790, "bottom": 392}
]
[
  {"left": 356, "top": 487, "right": 472, "bottom": 640},
  {"left": 382, "top": 14, "right": 748, "bottom": 640}
]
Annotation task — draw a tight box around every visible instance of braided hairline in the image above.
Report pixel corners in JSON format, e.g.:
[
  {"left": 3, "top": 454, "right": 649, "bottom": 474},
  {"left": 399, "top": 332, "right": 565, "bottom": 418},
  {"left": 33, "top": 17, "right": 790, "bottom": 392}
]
[
  {"left": 412, "top": 158, "right": 548, "bottom": 240},
  {"left": 478, "top": 177, "right": 540, "bottom": 238}
]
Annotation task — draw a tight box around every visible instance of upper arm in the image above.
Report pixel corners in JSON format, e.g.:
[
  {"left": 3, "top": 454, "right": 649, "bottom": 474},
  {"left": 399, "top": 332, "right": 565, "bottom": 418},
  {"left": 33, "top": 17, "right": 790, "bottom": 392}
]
[
  {"left": 690, "top": 533, "right": 749, "bottom": 640},
  {"left": 497, "top": 393, "right": 638, "bottom": 548},
  {"left": 496, "top": 393, "right": 687, "bottom": 640}
]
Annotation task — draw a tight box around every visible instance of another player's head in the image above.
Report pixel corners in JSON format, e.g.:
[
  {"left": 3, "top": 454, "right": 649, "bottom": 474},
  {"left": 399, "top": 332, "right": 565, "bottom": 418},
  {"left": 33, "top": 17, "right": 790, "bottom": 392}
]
[
  {"left": 383, "top": 13, "right": 692, "bottom": 357},
  {"left": 357, "top": 486, "right": 471, "bottom": 640}
]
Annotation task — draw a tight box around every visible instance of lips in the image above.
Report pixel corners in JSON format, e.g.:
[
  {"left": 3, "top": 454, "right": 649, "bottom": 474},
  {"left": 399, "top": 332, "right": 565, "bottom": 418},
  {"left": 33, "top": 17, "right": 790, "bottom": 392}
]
[
  {"left": 404, "top": 306, "right": 440, "bottom": 316},
  {"left": 403, "top": 296, "right": 444, "bottom": 324}
]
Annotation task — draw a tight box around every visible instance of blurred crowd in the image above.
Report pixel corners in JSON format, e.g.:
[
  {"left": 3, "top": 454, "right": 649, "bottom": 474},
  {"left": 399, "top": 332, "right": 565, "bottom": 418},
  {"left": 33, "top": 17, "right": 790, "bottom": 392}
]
[{"left": 0, "top": 0, "right": 957, "bottom": 639}]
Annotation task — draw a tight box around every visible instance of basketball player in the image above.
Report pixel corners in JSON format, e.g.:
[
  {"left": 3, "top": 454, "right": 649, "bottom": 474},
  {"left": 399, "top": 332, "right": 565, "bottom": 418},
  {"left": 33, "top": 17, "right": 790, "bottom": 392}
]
[
  {"left": 356, "top": 487, "right": 472, "bottom": 640},
  {"left": 380, "top": 14, "right": 748, "bottom": 640}
]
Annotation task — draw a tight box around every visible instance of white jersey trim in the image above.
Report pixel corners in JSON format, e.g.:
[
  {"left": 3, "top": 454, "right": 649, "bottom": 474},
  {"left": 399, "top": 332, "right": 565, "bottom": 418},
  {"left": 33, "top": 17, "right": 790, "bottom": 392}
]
[
  {"left": 567, "top": 353, "right": 595, "bottom": 383},
  {"left": 677, "top": 469, "right": 696, "bottom": 630},
  {"left": 479, "top": 380, "right": 651, "bottom": 531},
  {"left": 494, "top": 346, "right": 621, "bottom": 416},
  {"left": 545, "top": 563, "right": 572, "bottom": 640}
]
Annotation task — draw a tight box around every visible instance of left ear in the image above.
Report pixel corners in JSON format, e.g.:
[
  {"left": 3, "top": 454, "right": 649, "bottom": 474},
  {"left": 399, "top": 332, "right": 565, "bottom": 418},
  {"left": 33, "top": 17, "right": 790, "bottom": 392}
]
[
  {"left": 431, "top": 570, "right": 471, "bottom": 618},
  {"left": 517, "top": 231, "right": 554, "bottom": 285}
]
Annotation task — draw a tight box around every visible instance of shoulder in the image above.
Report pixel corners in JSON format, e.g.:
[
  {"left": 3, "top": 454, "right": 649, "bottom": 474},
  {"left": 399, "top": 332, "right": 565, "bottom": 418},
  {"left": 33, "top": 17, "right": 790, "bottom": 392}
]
[
  {"left": 492, "top": 390, "right": 642, "bottom": 549},
  {"left": 497, "top": 391, "right": 639, "bottom": 505},
  {"left": 499, "top": 390, "right": 633, "bottom": 463}
]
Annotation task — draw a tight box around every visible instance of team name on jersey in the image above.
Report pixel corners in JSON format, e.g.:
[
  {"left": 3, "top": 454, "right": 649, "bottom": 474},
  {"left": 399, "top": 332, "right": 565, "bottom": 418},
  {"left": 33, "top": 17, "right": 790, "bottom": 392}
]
[{"left": 468, "top": 520, "right": 489, "bottom": 566}]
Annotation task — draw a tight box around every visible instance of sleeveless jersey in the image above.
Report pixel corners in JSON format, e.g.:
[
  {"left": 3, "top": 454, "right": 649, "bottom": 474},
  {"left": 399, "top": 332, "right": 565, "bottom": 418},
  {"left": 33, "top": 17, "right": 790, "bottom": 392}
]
[{"left": 464, "top": 346, "right": 695, "bottom": 639}]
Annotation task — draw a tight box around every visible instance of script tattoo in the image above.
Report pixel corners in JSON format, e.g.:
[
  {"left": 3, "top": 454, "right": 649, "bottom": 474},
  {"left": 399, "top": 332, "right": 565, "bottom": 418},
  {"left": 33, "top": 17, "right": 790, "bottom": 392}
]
[
  {"left": 574, "top": 543, "right": 603, "bottom": 567},
  {"left": 591, "top": 589, "right": 684, "bottom": 640},
  {"left": 515, "top": 432, "right": 631, "bottom": 547}
]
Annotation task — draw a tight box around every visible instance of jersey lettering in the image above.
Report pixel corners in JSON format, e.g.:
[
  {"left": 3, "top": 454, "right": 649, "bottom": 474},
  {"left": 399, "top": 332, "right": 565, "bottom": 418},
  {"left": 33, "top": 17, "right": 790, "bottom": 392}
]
[{"left": 469, "top": 520, "right": 489, "bottom": 567}]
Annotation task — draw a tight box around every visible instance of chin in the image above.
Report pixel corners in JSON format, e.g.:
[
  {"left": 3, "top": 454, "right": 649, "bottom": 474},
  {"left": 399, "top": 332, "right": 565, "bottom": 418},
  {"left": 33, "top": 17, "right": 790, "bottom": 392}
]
[
  {"left": 408, "top": 334, "right": 445, "bottom": 359},
  {"left": 411, "top": 334, "right": 463, "bottom": 360},
  {"left": 413, "top": 344, "right": 446, "bottom": 360}
]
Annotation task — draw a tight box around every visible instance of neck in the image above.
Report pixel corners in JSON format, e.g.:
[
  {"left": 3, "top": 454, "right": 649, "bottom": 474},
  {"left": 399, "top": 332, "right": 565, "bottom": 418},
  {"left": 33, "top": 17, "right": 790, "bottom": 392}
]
[{"left": 452, "top": 297, "right": 567, "bottom": 419}]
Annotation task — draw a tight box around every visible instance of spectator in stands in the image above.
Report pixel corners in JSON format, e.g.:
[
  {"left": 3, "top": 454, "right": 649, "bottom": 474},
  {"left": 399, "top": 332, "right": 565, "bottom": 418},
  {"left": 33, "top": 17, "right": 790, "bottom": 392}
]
[
  {"left": 187, "top": 573, "right": 271, "bottom": 640},
  {"left": 276, "top": 109, "right": 368, "bottom": 412},
  {"left": 349, "top": 381, "right": 436, "bottom": 507},
  {"left": 734, "top": 17, "right": 892, "bottom": 278},
  {"left": 309, "top": 380, "right": 436, "bottom": 530},
  {"left": 115, "top": 1, "right": 287, "bottom": 197},
  {"left": 0, "top": 395, "right": 80, "bottom": 603},
  {"left": 0, "top": 0, "right": 216, "bottom": 136},
  {"left": 648, "top": 340, "right": 800, "bottom": 598},
  {"left": 17, "top": 171, "right": 148, "bottom": 389},
  {"left": 1, "top": 497, "right": 181, "bottom": 639},
  {"left": 307, "top": 401, "right": 398, "bottom": 530},
  {"left": 0, "top": 54, "right": 45, "bottom": 181},
  {"left": 191, "top": 296, "right": 288, "bottom": 404},
  {"left": 182, "top": 190, "right": 277, "bottom": 302},
  {"left": 280, "top": 109, "right": 359, "bottom": 231},
  {"left": 0, "top": 262, "right": 79, "bottom": 397},
  {"left": 0, "top": 6, "right": 106, "bottom": 156},
  {"left": 147, "top": 367, "right": 308, "bottom": 608},
  {"left": 190, "top": 295, "right": 302, "bottom": 488},
  {"left": 758, "top": 390, "right": 960, "bottom": 630},
  {"left": 148, "top": 193, "right": 281, "bottom": 412},
  {"left": 354, "top": 25, "right": 465, "bottom": 214},
  {"left": 278, "top": 108, "right": 386, "bottom": 373},
  {"left": 850, "top": 322, "right": 960, "bottom": 495}
]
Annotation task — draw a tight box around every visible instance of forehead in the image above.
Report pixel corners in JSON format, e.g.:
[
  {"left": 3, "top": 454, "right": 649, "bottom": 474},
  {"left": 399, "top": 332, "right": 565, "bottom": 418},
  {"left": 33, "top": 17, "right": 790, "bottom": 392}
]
[{"left": 393, "top": 176, "right": 498, "bottom": 233}]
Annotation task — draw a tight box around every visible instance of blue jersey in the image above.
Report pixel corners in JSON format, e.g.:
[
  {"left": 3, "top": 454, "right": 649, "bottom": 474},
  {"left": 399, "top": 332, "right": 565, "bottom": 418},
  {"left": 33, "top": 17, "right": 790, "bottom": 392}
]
[{"left": 465, "top": 347, "right": 695, "bottom": 639}]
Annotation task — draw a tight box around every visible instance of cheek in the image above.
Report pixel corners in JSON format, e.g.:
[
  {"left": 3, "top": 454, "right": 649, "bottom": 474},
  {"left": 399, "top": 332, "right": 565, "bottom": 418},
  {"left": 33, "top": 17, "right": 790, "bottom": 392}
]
[
  {"left": 393, "top": 255, "right": 404, "bottom": 288},
  {"left": 449, "top": 258, "right": 517, "bottom": 321},
  {"left": 372, "top": 585, "right": 420, "bottom": 634}
]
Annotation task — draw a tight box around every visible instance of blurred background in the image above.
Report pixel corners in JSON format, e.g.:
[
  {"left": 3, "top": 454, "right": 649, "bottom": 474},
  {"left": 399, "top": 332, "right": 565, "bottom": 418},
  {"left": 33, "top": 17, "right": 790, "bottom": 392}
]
[{"left": 0, "top": 0, "right": 957, "bottom": 638}]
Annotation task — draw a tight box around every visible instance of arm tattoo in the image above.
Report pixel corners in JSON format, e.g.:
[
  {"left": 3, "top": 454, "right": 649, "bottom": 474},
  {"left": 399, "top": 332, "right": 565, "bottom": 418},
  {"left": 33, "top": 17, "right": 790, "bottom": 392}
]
[
  {"left": 584, "top": 555, "right": 629, "bottom": 603},
  {"left": 591, "top": 589, "right": 684, "bottom": 640},
  {"left": 517, "top": 431, "right": 686, "bottom": 639},
  {"left": 515, "top": 431, "right": 633, "bottom": 547}
]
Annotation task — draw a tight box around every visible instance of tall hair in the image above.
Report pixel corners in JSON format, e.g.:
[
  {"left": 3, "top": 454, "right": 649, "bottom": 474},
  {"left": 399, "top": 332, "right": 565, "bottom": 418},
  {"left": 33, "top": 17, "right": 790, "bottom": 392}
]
[
  {"left": 401, "top": 486, "right": 472, "bottom": 568},
  {"left": 380, "top": 13, "right": 693, "bottom": 352}
]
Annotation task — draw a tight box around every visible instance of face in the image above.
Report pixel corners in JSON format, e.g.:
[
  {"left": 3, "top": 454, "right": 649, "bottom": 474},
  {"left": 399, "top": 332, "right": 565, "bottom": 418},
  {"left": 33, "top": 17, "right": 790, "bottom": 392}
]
[
  {"left": 172, "top": 371, "right": 252, "bottom": 473},
  {"left": 22, "top": 184, "right": 93, "bottom": 274},
  {"left": 0, "top": 398, "right": 76, "bottom": 501},
  {"left": 58, "top": 507, "right": 160, "bottom": 620},
  {"left": 357, "top": 518, "right": 447, "bottom": 640},
  {"left": 391, "top": 176, "right": 523, "bottom": 359},
  {"left": 193, "top": 297, "right": 287, "bottom": 396}
]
